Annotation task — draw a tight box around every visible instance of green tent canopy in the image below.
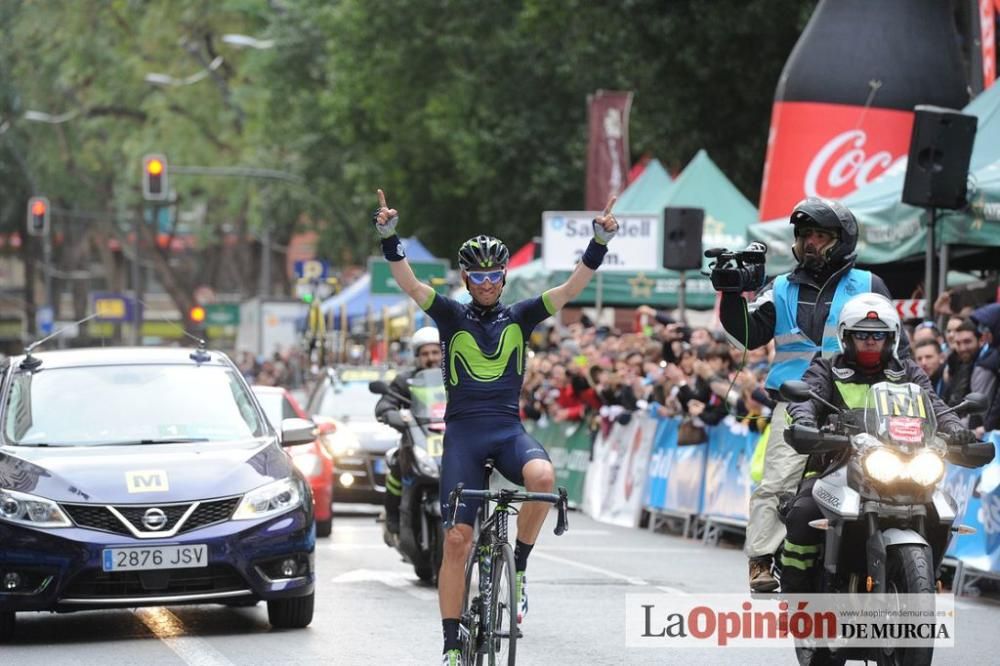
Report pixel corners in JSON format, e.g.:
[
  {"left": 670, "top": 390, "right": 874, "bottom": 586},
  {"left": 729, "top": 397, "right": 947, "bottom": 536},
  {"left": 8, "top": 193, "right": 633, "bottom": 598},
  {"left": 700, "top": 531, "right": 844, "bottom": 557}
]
[
  {"left": 749, "top": 82, "right": 1000, "bottom": 275},
  {"left": 505, "top": 150, "right": 758, "bottom": 309}
]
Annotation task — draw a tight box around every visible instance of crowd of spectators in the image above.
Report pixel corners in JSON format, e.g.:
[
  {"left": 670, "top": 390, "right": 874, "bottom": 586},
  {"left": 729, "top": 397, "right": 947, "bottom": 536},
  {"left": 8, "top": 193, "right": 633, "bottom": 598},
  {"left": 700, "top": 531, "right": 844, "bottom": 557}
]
[
  {"left": 518, "top": 290, "right": 1000, "bottom": 439},
  {"left": 235, "top": 348, "right": 310, "bottom": 388}
]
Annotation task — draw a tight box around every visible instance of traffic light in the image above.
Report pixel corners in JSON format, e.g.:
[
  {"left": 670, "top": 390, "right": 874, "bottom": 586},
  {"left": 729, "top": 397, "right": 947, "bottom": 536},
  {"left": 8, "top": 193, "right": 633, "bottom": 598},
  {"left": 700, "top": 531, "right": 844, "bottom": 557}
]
[
  {"left": 142, "top": 153, "right": 169, "bottom": 201},
  {"left": 26, "top": 196, "right": 50, "bottom": 236},
  {"left": 188, "top": 305, "right": 207, "bottom": 325}
]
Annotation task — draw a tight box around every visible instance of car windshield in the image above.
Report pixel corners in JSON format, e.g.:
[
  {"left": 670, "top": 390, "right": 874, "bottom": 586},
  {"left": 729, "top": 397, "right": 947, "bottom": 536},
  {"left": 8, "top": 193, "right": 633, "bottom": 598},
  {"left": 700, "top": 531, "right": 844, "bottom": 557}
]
[
  {"left": 315, "top": 382, "right": 379, "bottom": 422},
  {"left": 3, "top": 364, "right": 266, "bottom": 446}
]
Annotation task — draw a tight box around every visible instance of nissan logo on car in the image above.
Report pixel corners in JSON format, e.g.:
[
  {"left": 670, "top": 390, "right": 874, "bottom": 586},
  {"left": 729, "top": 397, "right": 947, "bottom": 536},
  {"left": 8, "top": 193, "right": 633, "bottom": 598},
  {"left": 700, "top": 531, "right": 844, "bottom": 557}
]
[{"left": 142, "top": 507, "right": 168, "bottom": 531}]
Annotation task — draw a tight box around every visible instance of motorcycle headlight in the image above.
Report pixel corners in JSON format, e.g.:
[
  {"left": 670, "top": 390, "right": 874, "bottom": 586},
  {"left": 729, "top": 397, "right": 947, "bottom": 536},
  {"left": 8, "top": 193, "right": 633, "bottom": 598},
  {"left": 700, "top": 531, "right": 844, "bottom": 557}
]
[
  {"left": 863, "top": 448, "right": 905, "bottom": 483},
  {"left": 908, "top": 450, "right": 945, "bottom": 486},
  {"left": 293, "top": 453, "right": 322, "bottom": 478},
  {"left": 412, "top": 445, "right": 439, "bottom": 478},
  {"left": 233, "top": 478, "right": 303, "bottom": 520},
  {"left": 0, "top": 489, "right": 72, "bottom": 528}
]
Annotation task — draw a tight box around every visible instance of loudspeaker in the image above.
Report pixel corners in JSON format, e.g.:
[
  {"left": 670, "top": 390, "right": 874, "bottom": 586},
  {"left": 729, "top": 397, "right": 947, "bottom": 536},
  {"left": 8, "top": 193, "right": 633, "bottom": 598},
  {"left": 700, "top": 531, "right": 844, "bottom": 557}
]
[
  {"left": 901, "top": 105, "right": 977, "bottom": 210},
  {"left": 662, "top": 207, "right": 704, "bottom": 271}
]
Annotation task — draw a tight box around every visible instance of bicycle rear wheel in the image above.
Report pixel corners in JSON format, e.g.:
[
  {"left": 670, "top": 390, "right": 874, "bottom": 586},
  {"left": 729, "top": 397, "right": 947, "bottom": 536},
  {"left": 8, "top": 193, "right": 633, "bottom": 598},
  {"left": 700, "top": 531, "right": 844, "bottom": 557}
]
[{"left": 487, "top": 543, "right": 517, "bottom": 666}]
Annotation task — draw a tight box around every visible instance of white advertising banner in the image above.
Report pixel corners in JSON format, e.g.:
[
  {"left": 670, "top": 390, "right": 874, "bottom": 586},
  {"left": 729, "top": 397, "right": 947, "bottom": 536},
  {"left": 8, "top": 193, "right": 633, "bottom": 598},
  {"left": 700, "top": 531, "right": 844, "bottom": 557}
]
[
  {"left": 582, "top": 413, "right": 658, "bottom": 528},
  {"left": 541, "top": 211, "right": 660, "bottom": 272}
]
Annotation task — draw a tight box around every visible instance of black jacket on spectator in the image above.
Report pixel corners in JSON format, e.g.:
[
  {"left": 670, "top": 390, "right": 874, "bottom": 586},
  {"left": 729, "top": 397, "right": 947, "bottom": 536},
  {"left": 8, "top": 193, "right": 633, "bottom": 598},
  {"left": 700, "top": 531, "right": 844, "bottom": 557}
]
[{"left": 943, "top": 346, "right": 1000, "bottom": 430}]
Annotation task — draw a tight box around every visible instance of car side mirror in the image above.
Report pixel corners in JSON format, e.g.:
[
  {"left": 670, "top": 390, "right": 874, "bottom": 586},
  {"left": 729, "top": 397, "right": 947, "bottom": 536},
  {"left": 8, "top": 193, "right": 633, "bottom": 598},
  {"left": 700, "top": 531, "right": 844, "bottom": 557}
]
[
  {"left": 780, "top": 380, "right": 813, "bottom": 403},
  {"left": 369, "top": 380, "right": 389, "bottom": 395},
  {"left": 280, "top": 417, "right": 316, "bottom": 447}
]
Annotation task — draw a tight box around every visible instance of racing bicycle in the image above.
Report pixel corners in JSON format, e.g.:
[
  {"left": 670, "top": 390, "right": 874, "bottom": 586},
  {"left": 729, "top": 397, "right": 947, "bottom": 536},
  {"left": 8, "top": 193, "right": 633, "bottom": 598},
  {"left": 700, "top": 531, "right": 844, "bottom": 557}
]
[{"left": 446, "top": 459, "right": 569, "bottom": 666}]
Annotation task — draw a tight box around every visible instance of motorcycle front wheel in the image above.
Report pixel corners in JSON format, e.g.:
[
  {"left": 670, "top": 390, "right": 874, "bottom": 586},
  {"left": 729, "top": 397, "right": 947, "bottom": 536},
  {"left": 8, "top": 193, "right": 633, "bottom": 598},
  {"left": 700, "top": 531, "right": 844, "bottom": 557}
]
[{"left": 878, "top": 544, "right": 935, "bottom": 666}]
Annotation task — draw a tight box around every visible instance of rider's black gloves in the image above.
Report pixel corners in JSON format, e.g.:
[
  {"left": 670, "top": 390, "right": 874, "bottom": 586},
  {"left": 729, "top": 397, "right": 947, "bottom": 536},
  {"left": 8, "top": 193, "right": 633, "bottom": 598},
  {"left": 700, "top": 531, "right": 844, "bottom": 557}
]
[{"left": 942, "top": 422, "right": 976, "bottom": 446}]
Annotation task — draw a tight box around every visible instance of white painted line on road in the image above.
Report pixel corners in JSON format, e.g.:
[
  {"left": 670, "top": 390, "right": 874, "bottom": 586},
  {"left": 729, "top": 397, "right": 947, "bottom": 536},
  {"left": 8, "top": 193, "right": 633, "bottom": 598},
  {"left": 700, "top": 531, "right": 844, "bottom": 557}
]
[
  {"left": 532, "top": 551, "right": 648, "bottom": 587},
  {"left": 332, "top": 568, "right": 437, "bottom": 601},
  {"left": 541, "top": 546, "right": 699, "bottom": 553},
  {"left": 319, "top": 542, "right": 385, "bottom": 550},
  {"left": 134, "top": 607, "right": 235, "bottom": 666}
]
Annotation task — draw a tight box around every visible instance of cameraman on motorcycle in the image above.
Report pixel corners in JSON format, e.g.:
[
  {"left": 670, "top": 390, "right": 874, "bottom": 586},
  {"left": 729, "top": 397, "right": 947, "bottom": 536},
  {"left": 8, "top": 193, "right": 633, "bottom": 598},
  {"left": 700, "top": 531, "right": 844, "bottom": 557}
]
[
  {"left": 715, "top": 197, "right": 908, "bottom": 592},
  {"left": 375, "top": 326, "right": 443, "bottom": 538},
  {"left": 780, "top": 293, "right": 974, "bottom": 593}
]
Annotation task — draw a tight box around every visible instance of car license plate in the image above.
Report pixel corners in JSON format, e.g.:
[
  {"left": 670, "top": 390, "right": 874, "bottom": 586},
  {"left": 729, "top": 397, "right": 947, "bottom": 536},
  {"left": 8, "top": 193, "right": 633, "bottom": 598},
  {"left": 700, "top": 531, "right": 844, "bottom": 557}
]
[
  {"left": 102, "top": 544, "right": 208, "bottom": 572},
  {"left": 373, "top": 458, "right": 387, "bottom": 474}
]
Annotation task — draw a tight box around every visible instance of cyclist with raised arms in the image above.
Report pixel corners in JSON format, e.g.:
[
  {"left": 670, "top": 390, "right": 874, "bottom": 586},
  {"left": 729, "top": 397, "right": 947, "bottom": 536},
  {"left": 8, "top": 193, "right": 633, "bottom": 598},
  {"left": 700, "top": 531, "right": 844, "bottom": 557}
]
[{"left": 372, "top": 189, "right": 619, "bottom": 666}]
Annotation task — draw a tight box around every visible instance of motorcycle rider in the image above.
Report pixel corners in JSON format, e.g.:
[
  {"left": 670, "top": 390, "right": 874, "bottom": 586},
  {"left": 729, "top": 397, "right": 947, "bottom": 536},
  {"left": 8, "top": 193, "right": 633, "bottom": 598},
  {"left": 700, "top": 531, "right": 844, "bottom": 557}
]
[
  {"left": 372, "top": 188, "right": 620, "bottom": 666},
  {"left": 717, "top": 197, "right": 907, "bottom": 592},
  {"left": 375, "top": 326, "right": 443, "bottom": 539},
  {"left": 781, "top": 293, "right": 975, "bottom": 593}
]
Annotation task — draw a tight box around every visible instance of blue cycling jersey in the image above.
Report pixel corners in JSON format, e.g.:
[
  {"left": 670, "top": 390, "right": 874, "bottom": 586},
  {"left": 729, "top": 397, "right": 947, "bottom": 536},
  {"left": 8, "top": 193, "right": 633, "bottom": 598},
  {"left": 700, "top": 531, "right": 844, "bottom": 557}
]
[{"left": 421, "top": 291, "right": 556, "bottom": 423}]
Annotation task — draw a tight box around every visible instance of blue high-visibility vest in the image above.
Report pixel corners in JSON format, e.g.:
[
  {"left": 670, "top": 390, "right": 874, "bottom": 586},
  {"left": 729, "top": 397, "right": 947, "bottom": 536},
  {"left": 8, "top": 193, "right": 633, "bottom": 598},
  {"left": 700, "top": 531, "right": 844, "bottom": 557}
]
[{"left": 764, "top": 269, "right": 873, "bottom": 392}]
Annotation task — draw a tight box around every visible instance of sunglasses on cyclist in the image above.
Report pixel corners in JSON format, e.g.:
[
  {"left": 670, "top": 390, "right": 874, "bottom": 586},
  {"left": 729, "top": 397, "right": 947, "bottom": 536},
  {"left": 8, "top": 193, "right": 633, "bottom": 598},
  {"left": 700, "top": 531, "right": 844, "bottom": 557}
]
[
  {"left": 467, "top": 270, "right": 504, "bottom": 285},
  {"left": 850, "top": 330, "right": 888, "bottom": 341}
]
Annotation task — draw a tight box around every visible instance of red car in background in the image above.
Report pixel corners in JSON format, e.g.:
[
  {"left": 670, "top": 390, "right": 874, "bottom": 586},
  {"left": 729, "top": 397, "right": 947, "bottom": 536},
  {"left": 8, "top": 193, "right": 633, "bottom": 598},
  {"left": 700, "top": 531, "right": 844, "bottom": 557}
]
[{"left": 252, "top": 385, "right": 335, "bottom": 537}]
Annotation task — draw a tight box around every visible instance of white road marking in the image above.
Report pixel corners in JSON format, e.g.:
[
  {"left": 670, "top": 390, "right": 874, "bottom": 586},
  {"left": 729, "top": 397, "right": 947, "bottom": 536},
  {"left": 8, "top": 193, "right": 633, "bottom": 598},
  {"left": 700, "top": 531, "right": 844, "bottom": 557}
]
[
  {"left": 134, "top": 607, "right": 235, "bottom": 666},
  {"left": 532, "top": 551, "right": 649, "bottom": 587},
  {"left": 331, "top": 568, "right": 437, "bottom": 601}
]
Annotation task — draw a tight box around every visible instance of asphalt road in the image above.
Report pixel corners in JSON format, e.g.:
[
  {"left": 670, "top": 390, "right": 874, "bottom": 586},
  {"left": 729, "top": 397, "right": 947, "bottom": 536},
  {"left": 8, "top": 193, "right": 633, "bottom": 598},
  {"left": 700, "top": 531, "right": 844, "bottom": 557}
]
[{"left": 5, "top": 506, "right": 999, "bottom": 665}]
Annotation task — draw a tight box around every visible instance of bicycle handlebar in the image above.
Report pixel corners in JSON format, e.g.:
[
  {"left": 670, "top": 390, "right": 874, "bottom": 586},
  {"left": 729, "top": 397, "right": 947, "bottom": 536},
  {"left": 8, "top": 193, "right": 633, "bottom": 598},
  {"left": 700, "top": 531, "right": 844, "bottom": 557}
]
[{"left": 445, "top": 483, "right": 570, "bottom": 535}]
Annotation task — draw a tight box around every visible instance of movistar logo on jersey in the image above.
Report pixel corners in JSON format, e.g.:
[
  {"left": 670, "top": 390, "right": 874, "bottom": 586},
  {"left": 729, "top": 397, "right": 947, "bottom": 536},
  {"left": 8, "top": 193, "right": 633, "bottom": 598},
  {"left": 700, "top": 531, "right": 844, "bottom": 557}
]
[{"left": 448, "top": 325, "right": 524, "bottom": 385}]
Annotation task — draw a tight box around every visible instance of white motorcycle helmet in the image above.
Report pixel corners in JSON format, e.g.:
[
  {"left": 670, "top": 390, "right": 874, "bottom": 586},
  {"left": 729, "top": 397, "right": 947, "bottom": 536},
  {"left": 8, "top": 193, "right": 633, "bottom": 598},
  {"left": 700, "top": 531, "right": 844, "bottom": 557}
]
[
  {"left": 410, "top": 326, "right": 440, "bottom": 353},
  {"left": 836, "top": 293, "right": 901, "bottom": 363}
]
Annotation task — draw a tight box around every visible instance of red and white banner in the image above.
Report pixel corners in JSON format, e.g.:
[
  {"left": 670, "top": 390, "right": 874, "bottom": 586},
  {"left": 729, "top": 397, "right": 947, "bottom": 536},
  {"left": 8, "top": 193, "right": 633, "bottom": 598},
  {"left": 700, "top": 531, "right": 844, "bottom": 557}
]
[
  {"left": 585, "top": 90, "right": 633, "bottom": 211},
  {"left": 893, "top": 299, "right": 927, "bottom": 320},
  {"left": 758, "top": 102, "right": 914, "bottom": 221},
  {"left": 982, "top": 0, "right": 996, "bottom": 89}
]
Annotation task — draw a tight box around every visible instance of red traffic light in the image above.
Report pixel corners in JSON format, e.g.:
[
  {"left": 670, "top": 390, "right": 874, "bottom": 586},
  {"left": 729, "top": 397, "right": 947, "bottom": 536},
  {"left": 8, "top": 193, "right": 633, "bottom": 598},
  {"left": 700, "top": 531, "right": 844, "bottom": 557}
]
[
  {"left": 26, "top": 196, "right": 51, "bottom": 236},
  {"left": 189, "top": 306, "right": 206, "bottom": 324}
]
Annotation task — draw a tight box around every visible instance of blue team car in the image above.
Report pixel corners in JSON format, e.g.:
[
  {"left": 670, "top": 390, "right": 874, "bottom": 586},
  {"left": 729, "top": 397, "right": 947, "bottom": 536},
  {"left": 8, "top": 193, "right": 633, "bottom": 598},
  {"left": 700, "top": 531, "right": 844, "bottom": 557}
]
[{"left": 0, "top": 346, "right": 317, "bottom": 640}]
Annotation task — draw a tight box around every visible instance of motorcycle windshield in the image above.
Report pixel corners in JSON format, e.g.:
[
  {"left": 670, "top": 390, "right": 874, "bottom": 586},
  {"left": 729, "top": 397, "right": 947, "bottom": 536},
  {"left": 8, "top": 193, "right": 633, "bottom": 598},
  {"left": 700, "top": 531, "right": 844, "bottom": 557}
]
[
  {"left": 408, "top": 369, "right": 447, "bottom": 424},
  {"left": 862, "top": 382, "right": 937, "bottom": 448}
]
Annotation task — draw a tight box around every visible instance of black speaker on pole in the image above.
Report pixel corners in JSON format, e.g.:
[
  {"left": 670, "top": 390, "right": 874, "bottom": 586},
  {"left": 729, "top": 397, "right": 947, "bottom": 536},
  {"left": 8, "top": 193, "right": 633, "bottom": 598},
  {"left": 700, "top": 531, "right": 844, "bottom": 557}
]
[
  {"left": 662, "top": 207, "right": 704, "bottom": 271},
  {"left": 901, "top": 105, "right": 978, "bottom": 210}
]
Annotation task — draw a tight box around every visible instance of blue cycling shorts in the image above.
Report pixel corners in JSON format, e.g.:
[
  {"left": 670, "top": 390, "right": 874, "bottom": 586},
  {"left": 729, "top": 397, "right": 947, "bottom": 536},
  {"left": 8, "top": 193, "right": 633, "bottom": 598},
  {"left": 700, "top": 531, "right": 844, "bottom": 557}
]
[{"left": 440, "top": 419, "right": 551, "bottom": 527}]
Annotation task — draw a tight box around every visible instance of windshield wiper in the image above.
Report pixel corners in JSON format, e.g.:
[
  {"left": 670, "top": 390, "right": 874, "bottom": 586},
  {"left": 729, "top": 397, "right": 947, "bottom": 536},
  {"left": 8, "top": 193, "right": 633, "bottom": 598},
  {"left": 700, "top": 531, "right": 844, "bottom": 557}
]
[{"left": 91, "top": 437, "right": 211, "bottom": 447}]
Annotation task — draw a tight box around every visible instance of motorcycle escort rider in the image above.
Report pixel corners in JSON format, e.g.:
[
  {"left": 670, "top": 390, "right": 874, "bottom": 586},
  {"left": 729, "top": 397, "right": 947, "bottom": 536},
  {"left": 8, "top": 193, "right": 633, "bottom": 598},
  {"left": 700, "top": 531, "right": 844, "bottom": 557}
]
[
  {"left": 780, "top": 293, "right": 975, "bottom": 593},
  {"left": 715, "top": 197, "right": 908, "bottom": 592},
  {"left": 375, "top": 326, "right": 443, "bottom": 541},
  {"left": 371, "top": 188, "right": 620, "bottom": 666}
]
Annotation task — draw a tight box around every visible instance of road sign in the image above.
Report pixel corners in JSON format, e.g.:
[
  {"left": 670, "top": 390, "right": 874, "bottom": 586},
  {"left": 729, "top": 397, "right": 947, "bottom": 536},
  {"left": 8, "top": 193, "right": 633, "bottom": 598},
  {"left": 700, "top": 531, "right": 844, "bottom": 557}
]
[
  {"left": 893, "top": 299, "right": 926, "bottom": 320},
  {"left": 205, "top": 303, "right": 240, "bottom": 326},
  {"left": 294, "top": 260, "right": 329, "bottom": 280},
  {"left": 35, "top": 305, "right": 53, "bottom": 335},
  {"left": 91, "top": 292, "right": 136, "bottom": 322},
  {"left": 369, "top": 258, "right": 449, "bottom": 295}
]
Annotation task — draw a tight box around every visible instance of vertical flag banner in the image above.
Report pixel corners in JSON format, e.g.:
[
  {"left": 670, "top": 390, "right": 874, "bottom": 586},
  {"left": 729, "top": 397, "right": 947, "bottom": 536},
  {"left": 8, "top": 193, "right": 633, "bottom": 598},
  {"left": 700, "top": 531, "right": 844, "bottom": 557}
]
[{"left": 586, "top": 90, "right": 633, "bottom": 211}]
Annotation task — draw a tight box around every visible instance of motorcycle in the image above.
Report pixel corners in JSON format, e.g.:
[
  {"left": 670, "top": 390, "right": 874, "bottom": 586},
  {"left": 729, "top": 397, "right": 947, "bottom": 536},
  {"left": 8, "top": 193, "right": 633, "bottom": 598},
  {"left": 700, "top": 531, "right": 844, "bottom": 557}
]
[
  {"left": 779, "top": 379, "right": 995, "bottom": 666},
  {"left": 369, "top": 369, "right": 447, "bottom": 584}
]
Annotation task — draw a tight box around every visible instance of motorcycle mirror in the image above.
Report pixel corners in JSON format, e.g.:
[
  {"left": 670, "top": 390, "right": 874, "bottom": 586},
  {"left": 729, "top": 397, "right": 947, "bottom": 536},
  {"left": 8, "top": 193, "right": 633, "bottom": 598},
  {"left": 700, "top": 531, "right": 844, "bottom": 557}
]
[
  {"left": 369, "top": 380, "right": 389, "bottom": 395},
  {"left": 962, "top": 392, "right": 989, "bottom": 416},
  {"left": 383, "top": 411, "right": 408, "bottom": 429},
  {"left": 779, "top": 380, "right": 813, "bottom": 403}
]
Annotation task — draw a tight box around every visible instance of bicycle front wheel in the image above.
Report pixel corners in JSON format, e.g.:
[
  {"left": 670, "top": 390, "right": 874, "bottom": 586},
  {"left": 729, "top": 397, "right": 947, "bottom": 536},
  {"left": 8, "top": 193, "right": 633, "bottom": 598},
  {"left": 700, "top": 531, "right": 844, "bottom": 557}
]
[{"left": 487, "top": 543, "right": 517, "bottom": 666}]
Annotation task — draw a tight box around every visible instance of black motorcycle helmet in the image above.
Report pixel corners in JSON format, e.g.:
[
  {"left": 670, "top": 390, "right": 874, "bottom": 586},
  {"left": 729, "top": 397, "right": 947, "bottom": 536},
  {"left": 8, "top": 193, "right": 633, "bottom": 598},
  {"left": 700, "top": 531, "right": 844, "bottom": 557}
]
[{"left": 789, "top": 197, "right": 858, "bottom": 271}]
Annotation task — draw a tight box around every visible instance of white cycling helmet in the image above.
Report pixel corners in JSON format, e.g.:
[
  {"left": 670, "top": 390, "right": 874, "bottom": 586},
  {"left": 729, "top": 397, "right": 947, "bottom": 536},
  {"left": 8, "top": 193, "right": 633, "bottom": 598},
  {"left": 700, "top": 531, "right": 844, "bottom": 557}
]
[
  {"left": 836, "top": 293, "right": 901, "bottom": 361},
  {"left": 410, "top": 326, "right": 440, "bottom": 353}
]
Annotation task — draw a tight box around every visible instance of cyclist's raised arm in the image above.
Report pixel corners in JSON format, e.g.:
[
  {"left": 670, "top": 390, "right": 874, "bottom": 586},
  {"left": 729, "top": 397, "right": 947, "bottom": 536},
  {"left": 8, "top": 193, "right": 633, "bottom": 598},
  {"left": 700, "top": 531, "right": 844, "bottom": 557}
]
[
  {"left": 372, "top": 188, "right": 435, "bottom": 306},
  {"left": 545, "top": 195, "right": 619, "bottom": 311}
]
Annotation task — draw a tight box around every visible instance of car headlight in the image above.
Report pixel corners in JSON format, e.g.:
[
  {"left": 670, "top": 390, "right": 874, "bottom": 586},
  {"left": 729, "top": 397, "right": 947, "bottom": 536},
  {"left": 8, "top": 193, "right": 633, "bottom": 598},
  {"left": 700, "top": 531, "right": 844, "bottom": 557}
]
[
  {"left": 329, "top": 431, "right": 360, "bottom": 456},
  {"left": 293, "top": 453, "right": 322, "bottom": 478},
  {"left": 0, "top": 489, "right": 72, "bottom": 528},
  {"left": 233, "top": 478, "right": 303, "bottom": 520},
  {"left": 863, "top": 448, "right": 905, "bottom": 484},
  {"left": 908, "top": 450, "right": 945, "bottom": 486},
  {"left": 412, "top": 445, "right": 439, "bottom": 478}
]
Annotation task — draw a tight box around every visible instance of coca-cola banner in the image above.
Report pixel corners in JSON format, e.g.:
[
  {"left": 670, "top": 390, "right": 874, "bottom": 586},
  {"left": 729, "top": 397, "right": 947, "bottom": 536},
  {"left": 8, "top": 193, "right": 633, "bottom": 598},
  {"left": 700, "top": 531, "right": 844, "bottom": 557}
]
[
  {"left": 758, "top": 101, "right": 913, "bottom": 221},
  {"left": 585, "top": 90, "right": 633, "bottom": 211},
  {"left": 982, "top": 0, "right": 996, "bottom": 90}
]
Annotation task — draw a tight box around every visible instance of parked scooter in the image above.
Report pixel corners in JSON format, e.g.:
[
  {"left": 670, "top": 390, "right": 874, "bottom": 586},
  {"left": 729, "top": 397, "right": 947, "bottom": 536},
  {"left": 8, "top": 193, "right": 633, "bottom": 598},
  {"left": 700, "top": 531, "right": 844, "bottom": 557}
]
[
  {"left": 779, "top": 379, "right": 995, "bottom": 666},
  {"left": 369, "top": 369, "right": 447, "bottom": 584}
]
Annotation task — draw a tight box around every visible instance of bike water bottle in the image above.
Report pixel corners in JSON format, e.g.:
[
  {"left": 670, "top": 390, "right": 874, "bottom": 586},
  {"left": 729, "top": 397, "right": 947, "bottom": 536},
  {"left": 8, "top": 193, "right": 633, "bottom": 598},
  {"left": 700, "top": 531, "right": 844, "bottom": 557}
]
[{"left": 758, "top": 0, "right": 969, "bottom": 221}]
